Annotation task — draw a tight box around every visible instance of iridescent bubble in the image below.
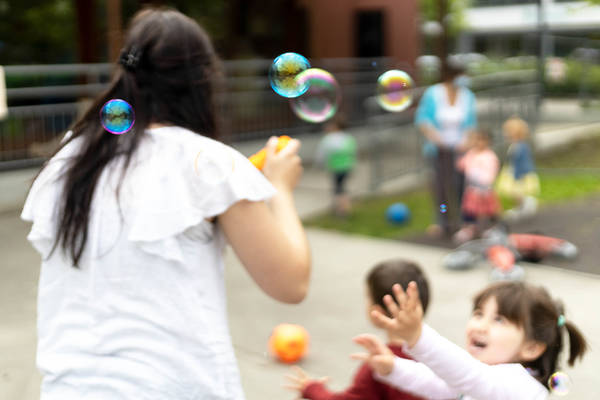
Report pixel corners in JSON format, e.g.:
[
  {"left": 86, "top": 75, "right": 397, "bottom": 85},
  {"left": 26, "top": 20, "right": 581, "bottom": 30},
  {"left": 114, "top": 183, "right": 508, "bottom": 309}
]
[
  {"left": 194, "top": 148, "right": 235, "bottom": 186},
  {"left": 100, "top": 99, "right": 135, "bottom": 134},
  {"left": 269, "top": 52, "right": 311, "bottom": 98},
  {"left": 440, "top": 204, "right": 447, "bottom": 213},
  {"left": 290, "top": 68, "right": 340, "bottom": 123},
  {"left": 548, "top": 371, "right": 571, "bottom": 396},
  {"left": 376, "top": 70, "right": 414, "bottom": 112}
]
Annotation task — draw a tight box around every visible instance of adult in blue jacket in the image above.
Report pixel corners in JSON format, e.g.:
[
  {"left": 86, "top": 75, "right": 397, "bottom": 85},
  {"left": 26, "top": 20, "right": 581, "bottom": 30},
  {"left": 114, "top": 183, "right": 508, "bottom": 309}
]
[{"left": 415, "top": 63, "right": 477, "bottom": 236}]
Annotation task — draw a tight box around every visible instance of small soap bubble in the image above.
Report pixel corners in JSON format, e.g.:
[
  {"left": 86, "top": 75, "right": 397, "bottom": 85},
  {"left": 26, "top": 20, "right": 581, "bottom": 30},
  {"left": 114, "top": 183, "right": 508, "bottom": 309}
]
[
  {"left": 290, "top": 68, "right": 340, "bottom": 123},
  {"left": 269, "top": 52, "right": 311, "bottom": 98},
  {"left": 548, "top": 371, "right": 571, "bottom": 396},
  {"left": 440, "top": 204, "right": 447, "bottom": 213},
  {"left": 194, "top": 148, "right": 235, "bottom": 186},
  {"left": 376, "top": 70, "right": 414, "bottom": 112},
  {"left": 100, "top": 99, "right": 135, "bottom": 134}
]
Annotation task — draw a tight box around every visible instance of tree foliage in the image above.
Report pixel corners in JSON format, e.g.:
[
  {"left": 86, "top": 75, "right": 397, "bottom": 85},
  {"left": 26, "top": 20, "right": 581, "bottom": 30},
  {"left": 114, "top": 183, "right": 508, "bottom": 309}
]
[{"left": 0, "top": 0, "right": 77, "bottom": 64}]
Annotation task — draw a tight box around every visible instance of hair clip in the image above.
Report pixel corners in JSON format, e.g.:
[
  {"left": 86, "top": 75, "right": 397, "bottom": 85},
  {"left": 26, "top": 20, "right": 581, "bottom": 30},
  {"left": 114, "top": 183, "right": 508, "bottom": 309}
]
[
  {"left": 119, "top": 46, "right": 142, "bottom": 71},
  {"left": 557, "top": 314, "right": 566, "bottom": 328}
]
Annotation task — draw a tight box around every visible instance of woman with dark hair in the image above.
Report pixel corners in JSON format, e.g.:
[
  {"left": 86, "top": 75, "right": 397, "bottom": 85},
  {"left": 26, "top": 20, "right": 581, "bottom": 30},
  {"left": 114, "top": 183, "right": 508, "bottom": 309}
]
[
  {"left": 21, "top": 7, "right": 310, "bottom": 399},
  {"left": 415, "top": 61, "right": 477, "bottom": 237}
]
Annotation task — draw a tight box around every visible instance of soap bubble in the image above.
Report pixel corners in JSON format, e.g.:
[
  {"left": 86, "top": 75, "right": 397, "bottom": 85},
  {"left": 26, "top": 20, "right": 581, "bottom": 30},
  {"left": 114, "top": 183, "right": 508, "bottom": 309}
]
[
  {"left": 548, "top": 371, "right": 571, "bottom": 396},
  {"left": 376, "top": 70, "right": 414, "bottom": 112},
  {"left": 269, "top": 52, "right": 311, "bottom": 98},
  {"left": 100, "top": 99, "right": 135, "bottom": 134},
  {"left": 290, "top": 68, "right": 340, "bottom": 123}
]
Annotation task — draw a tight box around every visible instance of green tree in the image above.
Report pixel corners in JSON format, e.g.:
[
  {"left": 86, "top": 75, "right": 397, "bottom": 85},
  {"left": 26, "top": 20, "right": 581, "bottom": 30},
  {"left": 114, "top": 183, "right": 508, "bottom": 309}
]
[{"left": 0, "top": 0, "right": 77, "bottom": 64}]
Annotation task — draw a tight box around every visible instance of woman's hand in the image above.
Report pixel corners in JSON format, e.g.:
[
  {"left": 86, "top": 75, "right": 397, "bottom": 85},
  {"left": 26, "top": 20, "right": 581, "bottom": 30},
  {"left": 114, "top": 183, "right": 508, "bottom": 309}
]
[
  {"left": 351, "top": 334, "right": 396, "bottom": 376},
  {"left": 284, "top": 366, "right": 329, "bottom": 394},
  {"left": 262, "top": 136, "right": 303, "bottom": 192},
  {"left": 370, "top": 282, "right": 424, "bottom": 348}
]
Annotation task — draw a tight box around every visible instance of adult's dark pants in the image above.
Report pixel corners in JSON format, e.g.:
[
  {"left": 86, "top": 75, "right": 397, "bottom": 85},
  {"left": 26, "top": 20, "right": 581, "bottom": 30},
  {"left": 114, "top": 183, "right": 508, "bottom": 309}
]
[{"left": 431, "top": 147, "right": 465, "bottom": 232}]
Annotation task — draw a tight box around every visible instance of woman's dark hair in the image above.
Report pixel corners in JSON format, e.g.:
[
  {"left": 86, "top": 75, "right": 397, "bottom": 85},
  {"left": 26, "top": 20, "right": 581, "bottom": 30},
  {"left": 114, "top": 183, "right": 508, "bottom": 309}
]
[
  {"left": 40, "top": 7, "right": 222, "bottom": 267},
  {"left": 441, "top": 58, "right": 466, "bottom": 83},
  {"left": 473, "top": 282, "right": 587, "bottom": 386},
  {"left": 366, "top": 259, "right": 430, "bottom": 314}
]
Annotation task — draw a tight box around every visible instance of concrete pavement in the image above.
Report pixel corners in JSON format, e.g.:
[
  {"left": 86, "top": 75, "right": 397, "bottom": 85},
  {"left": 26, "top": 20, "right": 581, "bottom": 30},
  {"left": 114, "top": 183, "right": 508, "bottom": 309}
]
[{"left": 2, "top": 211, "right": 599, "bottom": 399}]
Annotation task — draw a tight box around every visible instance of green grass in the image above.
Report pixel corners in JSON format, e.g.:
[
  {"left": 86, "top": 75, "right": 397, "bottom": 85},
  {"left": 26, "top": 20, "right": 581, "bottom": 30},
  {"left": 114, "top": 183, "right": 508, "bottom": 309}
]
[{"left": 305, "top": 135, "right": 600, "bottom": 239}]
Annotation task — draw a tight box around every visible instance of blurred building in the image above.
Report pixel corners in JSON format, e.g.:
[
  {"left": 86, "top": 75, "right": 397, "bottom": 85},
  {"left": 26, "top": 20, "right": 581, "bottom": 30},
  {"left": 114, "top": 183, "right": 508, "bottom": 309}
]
[
  {"left": 298, "top": 0, "right": 419, "bottom": 65},
  {"left": 226, "top": 0, "right": 419, "bottom": 67},
  {"left": 459, "top": 0, "right": 600, "bottom": 56}
]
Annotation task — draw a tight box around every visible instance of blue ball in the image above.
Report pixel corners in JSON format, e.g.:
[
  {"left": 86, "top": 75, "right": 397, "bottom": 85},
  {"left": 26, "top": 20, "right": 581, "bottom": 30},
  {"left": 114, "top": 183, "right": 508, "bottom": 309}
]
[{"left": 386, "top": 203, "right": 410, "bottom": 224}]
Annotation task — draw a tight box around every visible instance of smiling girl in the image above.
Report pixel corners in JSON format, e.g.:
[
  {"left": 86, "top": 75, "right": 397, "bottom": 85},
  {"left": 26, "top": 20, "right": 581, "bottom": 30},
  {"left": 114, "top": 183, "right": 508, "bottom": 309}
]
[{"left": 353, "top": 281, "right": 587, "bottom": 400}]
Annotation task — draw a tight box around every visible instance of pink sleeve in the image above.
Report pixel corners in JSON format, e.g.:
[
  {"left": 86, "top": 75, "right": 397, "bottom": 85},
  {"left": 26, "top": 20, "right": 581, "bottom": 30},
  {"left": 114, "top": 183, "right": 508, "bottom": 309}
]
[
  {"left": 403, "top": 325, "right": 549, "bottom": 400},
  {"left": 374, "top": 357, "right": 458, "bottom": 399}
]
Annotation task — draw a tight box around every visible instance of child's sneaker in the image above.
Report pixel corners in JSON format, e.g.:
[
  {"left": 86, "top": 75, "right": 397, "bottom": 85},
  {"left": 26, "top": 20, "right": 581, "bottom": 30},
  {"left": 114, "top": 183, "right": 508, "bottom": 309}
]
[
  {"left": 520, "top": 196, "right": 538, "bottom": 218},
  {"left": 503, "top": 208, "right": 522, "bottom": 222},
  {"left": 553, "top": 242, "right": 578, "bottom": 259},
  {"left": 490, "top": 264, "right": 525, "bottom": 281},
  {"left": 453, "top": 226, "right": 476, "bottom": 245}
]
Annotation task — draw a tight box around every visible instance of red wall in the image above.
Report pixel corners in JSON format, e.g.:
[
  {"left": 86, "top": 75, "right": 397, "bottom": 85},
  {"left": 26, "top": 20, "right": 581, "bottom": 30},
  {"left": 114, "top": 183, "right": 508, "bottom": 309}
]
[{"left": 299, "top": 0, "right": 419, "bottom": 69}]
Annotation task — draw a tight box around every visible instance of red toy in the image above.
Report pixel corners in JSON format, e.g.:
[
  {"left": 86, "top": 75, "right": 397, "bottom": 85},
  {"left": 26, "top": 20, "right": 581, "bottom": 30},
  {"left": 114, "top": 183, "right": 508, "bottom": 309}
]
[{"left": 443, "top": 225, "right": 578, "bottom": 280}]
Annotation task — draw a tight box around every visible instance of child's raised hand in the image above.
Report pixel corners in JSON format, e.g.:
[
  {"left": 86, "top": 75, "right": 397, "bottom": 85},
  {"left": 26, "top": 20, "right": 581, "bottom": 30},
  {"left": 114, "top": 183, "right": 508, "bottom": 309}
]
[
  {"left": 283, "top": 366, "right": 329, "bottom": 394},
  {"left": 351, "top": 334, "right": 396, "bottom": 376},
  {"left": 371, "top": 282, "right": 424, "bottom": 348}
]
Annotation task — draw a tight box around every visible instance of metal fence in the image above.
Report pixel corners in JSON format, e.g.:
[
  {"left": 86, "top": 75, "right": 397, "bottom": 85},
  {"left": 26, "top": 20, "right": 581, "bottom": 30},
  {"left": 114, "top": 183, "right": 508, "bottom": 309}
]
[
  {"left": 0, "top": 58, "right": 545, "bottom": 195},
  {"left": 1, "top": 57, "right": 413, "bottom": 169}
]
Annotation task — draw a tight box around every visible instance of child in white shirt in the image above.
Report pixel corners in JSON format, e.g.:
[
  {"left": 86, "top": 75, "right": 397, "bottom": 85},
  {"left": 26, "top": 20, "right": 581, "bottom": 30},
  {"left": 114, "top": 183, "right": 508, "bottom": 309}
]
[{"left": 352, "top": 281, "right": 587, "bottom": 400}]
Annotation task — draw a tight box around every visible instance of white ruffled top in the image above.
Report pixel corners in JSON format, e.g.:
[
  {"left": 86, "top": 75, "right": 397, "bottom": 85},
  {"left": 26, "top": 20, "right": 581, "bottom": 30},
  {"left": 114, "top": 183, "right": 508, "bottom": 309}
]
[{"left": 21, "top": 126, "right": 276, "bottom": 400}]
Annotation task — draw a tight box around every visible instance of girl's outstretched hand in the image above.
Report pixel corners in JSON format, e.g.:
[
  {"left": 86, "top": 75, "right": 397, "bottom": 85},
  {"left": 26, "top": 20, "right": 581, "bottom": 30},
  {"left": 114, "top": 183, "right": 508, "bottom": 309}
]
[
  {"left": 351, "top": 334, "right": 396, "bottom": 376},
  {"left": 371, "top": 281, "right": 424, "bottom": 348},
  {"left": 284, "top": 366, "right": 329, "bottom": 394}
]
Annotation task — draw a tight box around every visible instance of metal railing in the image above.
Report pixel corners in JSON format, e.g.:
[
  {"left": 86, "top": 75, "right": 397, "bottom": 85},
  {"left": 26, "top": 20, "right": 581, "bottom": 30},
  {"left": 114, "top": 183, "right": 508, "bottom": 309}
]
[
  {"left": 1, "top": 59, "right": 543, "bottom": 194},
  {"left": 0, "top": 57, "right": 408, "bottom": 169}
]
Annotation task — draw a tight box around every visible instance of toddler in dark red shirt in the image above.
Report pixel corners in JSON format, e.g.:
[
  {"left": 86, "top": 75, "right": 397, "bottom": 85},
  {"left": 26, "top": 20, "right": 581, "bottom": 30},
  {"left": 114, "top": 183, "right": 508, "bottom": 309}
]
[{"left": 285, "top": 259, "right": 430, "bottom": 400}]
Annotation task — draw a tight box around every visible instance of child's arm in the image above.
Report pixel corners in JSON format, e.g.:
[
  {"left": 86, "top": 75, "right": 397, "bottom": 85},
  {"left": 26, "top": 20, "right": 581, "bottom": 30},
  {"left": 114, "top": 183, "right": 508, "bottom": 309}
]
[
  {"left": 402, "top": 324, "right": 548, "bottom": 400},
  {"left": 374, "top": 283, "right": 549, "bottom": 400},
  {"left": 286, "top": 364, "right": 389, "bottom": 400},
  {"left": 352, "top": 334, "right": 459, "bottom": 399}
]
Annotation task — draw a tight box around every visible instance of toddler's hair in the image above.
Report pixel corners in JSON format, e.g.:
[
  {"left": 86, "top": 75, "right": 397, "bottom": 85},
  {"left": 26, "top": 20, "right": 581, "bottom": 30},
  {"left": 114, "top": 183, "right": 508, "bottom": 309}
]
[
  {"left": 473, "top": 127, "right": 492, "bottom": 144},
  {"left": 473, "top": 282, "right": 587, "bottom": 386},
  {"left": 366, "top": 259, "right": 430, "bottom": 314},
  {"left": 503, "top": 116, "right": 530, "bottom": 140}
]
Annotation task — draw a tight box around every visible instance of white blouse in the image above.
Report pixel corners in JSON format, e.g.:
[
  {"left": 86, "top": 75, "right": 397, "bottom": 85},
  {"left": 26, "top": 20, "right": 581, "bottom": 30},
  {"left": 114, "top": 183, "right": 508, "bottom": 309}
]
[
  {"left": 21, "top": 126, "right": 276, "bottom": 400},
  {"left": 435, "top": 85, "right": 468, "bottom": 148}
]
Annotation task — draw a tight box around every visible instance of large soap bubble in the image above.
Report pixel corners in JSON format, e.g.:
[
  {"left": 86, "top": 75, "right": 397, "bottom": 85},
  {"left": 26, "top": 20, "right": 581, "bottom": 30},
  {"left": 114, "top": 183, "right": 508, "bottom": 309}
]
[
  {"left": 269, "top": 52, "right": 311, "bottom": 98},
  {"left": 290, "top": 68, "right": 340, "bottom": 123}
]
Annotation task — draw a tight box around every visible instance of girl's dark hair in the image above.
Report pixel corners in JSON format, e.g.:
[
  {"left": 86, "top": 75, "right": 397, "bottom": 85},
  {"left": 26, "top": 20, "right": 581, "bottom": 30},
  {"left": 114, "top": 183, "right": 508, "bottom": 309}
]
[
  {"left": 41, "top": 7, "right": 222, "bottom": 267},
  {"left": 473, "top": 282, "right": 587, "bottom": 386},
  {"left": 366, "top": 259, "right": 430, "bottom": 314}
]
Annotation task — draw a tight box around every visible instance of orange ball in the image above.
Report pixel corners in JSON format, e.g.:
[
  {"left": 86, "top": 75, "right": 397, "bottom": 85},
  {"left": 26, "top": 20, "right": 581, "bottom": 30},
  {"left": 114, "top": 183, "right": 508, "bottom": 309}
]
[{"left": 268, "top": 323, "right": 309, "bottom": 364}]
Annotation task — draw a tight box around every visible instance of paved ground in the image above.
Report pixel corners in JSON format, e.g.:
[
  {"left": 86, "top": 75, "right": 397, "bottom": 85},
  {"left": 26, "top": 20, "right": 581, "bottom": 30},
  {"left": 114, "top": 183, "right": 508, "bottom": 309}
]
[
  {"left": 406, "top": 193, "right": 600, "bottom": 275},
  {"left": 2, "top": 211, "right": 599, "bottom": 400}
]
